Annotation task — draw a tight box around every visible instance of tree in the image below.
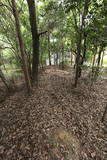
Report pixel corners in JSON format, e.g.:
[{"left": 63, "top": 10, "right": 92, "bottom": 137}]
[
  {"left": 26, "top": 0, "right": 39, "bottom": 84},
  {"left": 0, "top": 0, "right": 106, "bottom": 91},
  {"left": 0, "top": 68, "right": 9, "bottom": 90},
  {"left": 11, "top": 0, "right": 32, "bottom": 92}
]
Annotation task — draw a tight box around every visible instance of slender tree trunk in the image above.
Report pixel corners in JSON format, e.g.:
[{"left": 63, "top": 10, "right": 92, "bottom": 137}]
[
  {"left": 27, "top": 51, "right": 32, "bottom": 79},
  {"left": 0, "top": 54, "right": 7, "bottom": 73},
  {"left": 11, "top": 0, "right": 32, "bottom": 92},
  {"left": 54, "top": 53, "right": 56, "bottom": 65},
  {"left": 74, "top": 4, "right": 85, "bottom": 87},
  {"left": 59, "top": 52, "right": 61, "bottom": 65},
  {"left": 56, "top": 52, "right": 58, "bottom": 65},
  {"left": 92, "top": 54, "right": 96, "bottom": 67},
  {"left": 71, "top": 51, "right": 73, "bottom": 66},
  {"left": 96, "top": 46, "right": 103, "bottom": 72},
  {"left": 74, "top": 55, "right": 77, "bottom": 69},
  {"left": 78, "top": 0, "right": 89, "bottom": 78},
  {"left": 92, "top": 46, "right": 97, "bottom": 75},
  {"left": 48, "top": 31, "right": 51, "bottom": 65},
  {"left": 74, "top": 39, "right": 81, "bottom": 87},
  {"left": 83, "top": 34, "right": 87, "bottom": 63},
  {"left": 78, "top": 33, "right": 87, "bottom": 78},
  {"left": 74, "top": 11, "right": 83, "bottom": 87},
  {"left": 0, "top": 69, "right": 9, "bottom": 90},
  {"left": 40, "top": 50, "right": 43, "bottom": 68},
  {"left": 62, "top": 45, "right": 64, "bottom": 69},
  {"left": 90, "top": 53, "right": 93, "bottom": 66},
  {"left": 27, "top": 0, "right": 39, "bottom": 84},
  {"left": 101, "top": 50, "right": 105, "bottom": 67}
]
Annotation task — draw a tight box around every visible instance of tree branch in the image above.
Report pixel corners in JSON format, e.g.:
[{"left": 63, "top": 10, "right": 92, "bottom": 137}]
[
  {"left": 71, "top": 49, "right": 83, "bottom": 58},
  {"left": 0, "top": 46, "right": 12, "bottom": 50},
  {"left": 38, "top": 31, "right": 48, "bottom": 37}
]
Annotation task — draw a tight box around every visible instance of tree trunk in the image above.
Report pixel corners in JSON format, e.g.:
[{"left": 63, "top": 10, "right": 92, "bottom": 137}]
[
  {"left": 74, "top": 11, "right": 83, "bottom": 87},
  {"left": 74, "top": 6, "right": 84, "bottom": 86},
  {"left": 40, "top": 49, "right": 43, "bottom": 68},
  {"left": 0, "top": 69, "right": 9, "bottom": 90},
  {"left": 92, "top": 54, "right": 96, "bottom": 67},
  {"left": 62, "top": 45, "right": 64, "bottom": 69},
  {"left": 78, "top": 33, "right": 87, "bottom": 77},
  {"left": 48, "top": 31, "right": 51, "bottom": 66},
  {"left": 59, "top": 53, "right": 61, "bottom": 66},
  {"left": 73, "top": 55, "right": 77, "bottom": 69},
  {"left": 74, "top": 40, "right": 81, "bottom": 87},
  {"left": 54, "top": 53, "right": 56, "bottom": 65},
  {"left": 56, "top": 52, "right": 58, "bottom": 66},
  {"left": 27, "top": 51, "right": 32, "bottom": 79},
  {"left": 96, "top": 46, "right": 103, "bottom": 72},
  {"left": 82, "top": 34, "right": 87, "bottom": 64},
  {"left": 11, "top": 0, "right": 32, "bottom": 92},
  {"left": 92, "top": 46, "right": 97, "bottom": 75},
  {"left": 71, "top": 51, "right": 73, "bottom": 66},
  {"left": 101, "top": 50, "right": 105, "bottom": 67},
  {"left": 78, "top": 0, "right": 89, "bottom": 78},
  {"left": 26, "top": 0, "right": 39, "bottom": 84}
]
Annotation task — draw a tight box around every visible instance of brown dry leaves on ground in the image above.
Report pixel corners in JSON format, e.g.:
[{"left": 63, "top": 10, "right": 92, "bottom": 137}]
[{"left": 0, "top": 67, "right": 107, "bottom": 160}]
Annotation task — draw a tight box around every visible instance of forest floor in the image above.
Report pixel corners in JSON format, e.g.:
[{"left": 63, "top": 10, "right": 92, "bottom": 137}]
[{"left": 0, "top": 66, "right": 107, "bottom": 160}]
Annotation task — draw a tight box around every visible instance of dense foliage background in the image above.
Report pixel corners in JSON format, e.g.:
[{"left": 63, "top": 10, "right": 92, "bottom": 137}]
[{"left": 0, "top": 0, "right": 107, "bottom": 90}]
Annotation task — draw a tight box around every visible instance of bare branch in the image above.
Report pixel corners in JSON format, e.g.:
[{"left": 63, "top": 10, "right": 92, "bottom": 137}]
[
  {"left": 0, "top": 46, "right": 12, "bottom": 50},
  {"left": 38, "top": 31, "right": 48, "bottom": 37},
  {"left": 71, "top": 49, "right": 83, "bottom": 58}
]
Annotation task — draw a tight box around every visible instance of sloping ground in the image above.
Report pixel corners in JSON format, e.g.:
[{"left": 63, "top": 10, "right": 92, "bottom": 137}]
[{"left": 0, "top": 68, "right": 107, "bottom": 160}]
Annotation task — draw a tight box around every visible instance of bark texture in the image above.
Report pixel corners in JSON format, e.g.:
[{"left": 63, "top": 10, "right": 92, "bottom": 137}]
[
  {"left": 27, "top": 0, "right": 39, "bottom": 84},
  {"left": 11, "top": 0, "right": 32, "bottom": 92}
]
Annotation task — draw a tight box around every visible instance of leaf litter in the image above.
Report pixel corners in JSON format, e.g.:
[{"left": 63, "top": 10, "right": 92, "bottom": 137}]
[{"left": 0, "top": 67, "right": 107, "bottom": 160}]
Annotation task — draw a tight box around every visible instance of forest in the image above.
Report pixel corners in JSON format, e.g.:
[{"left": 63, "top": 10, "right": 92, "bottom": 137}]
[{"left": 0, "top": 0, "right": 107, "bottom": 159}]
